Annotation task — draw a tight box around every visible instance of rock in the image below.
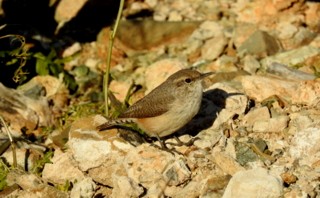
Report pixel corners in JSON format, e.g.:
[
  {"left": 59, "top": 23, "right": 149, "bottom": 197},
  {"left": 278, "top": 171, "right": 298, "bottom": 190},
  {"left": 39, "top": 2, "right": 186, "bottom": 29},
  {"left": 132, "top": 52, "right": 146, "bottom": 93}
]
[
  {"left": 210, "top": 151, "right": 245, "bottom": 176},
  {"left": 201, "top": 35, "right": 228, "bottom": 61},
  {"left": 288, "top": 110, "right": 320, "bottom": 135},
  {"left": 6, "top": 170, "right": 68, "bottom": 197},
  {"left": 252, "top": 115, "right": 289, "bottom": 133},
  {"left": 305, "top": 2, "right": 320, "bottom": 29},
  {"left": 190, "top": 21, "right": 224, "bottom": 40},
  {"left": 88, "top": 154, "right": 127, "bottom": 187},
  {"left": 0, "top": 82, "right": 54, "bottom": 132},
  {"left": 94, "top": 186, "right": 112, "bottom": 197},
  {"left": 2, "top": 147, "right": 41, "bottom": 171},
  {"left": 213, "top": 55, "right": 239, "bottom": 72},
  {"left": 233, "top": 23, "right": 258, "bottom": 49},
  {"left": 238, "top": 30, "right": 281, "bottom": 57},
  {"left": 233, "top": 0, "right": 305, "bottom": 26},
  {"left": 68, "top": 115, "right": 132, "bottom": 171},
  {"left": 208, "top": 82, "right": 248, "bottom": 129},
  {"left": 124, "top": 144, "right": 191, "bottom": 188},
  {"left": 7, "top": 171, "right": 44, "bottom": 190},
  {"left": 109, "top": 79, "right": 132, "bottom": 102},
  {"left": 199, "top": 175, "right": 231, "bottom": 198},
  {"left": 289, "top": 128, "right": 320, "bottom": 166},
  {"left": 62, "top": 42, "right": 82, "bottom": 58},
  {"left": 111, "top": 175, "right": 144, "bottom": 198},
  {"left": 261, "top": 46, "right": 320, "bottom": 68},
  {"left": 277, "top": 25, "right": 316, "bottom": 49},
  {"left": 240, "top": 75, "right": 320, "bottom": 105},
  {"left": 42, "top": 149, "right": 86, "bottom": 185},
  {"left": 266, "top": 62, "right": 316, "bottom": 81},
  {"left": 144, "top": 59, "right": 186, "bottom": 93},
  {"left": 116, "top": 20, "right": 200, "bottom": 50},
  {"left": 54, "top": 0, "right": 88, "bottom": 24},
  {"left": 281, "top": 172, "right": 297, "bottom": 185},
  {"left": 18, "top": 75, "right": 69, "bottom": 125},
  {"left": 242, "top": 106, "right": 270, "bottom": 129},
  {"left": 7, "top": 186, "right": 68, "bottom": 198},
  {"left": 70, "top": 177, "right": 96, "bottom": 198},
  {"left": 222, "top": 168, "right": 283, "bottom": 198},
  {"left": 243, "top": 55, "right": 260, "bottom": 74}
]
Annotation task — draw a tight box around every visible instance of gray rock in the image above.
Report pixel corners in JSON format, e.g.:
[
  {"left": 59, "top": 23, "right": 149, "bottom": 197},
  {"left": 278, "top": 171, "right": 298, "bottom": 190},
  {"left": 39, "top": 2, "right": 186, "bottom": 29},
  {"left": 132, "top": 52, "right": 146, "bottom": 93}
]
[{"left": 238, "top": 30, "right": 281, "bottom": 57}]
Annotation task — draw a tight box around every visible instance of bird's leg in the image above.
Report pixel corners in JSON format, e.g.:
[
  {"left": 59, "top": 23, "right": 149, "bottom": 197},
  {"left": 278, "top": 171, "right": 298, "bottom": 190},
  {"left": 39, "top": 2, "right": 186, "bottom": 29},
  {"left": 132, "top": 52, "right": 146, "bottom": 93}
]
[
  {"left": 166, "top": 136, "right": 200, "bottom": 146},
  {"left": 153, "top": 135, "right": 169, "bottom": 150},
  {"left": 149, "top": 135, "right": 182, "bottom": 155}
]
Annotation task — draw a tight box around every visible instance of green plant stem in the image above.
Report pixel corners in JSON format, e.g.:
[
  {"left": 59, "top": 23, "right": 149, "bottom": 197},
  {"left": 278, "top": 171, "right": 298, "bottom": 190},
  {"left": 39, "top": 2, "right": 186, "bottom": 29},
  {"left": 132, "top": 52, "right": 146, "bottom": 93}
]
[
  {"left": 0, "top": 116, "right": 17, "bottom": 168},
  {"left": 104, "top": 0, "right": 125, "bottom": 116}
]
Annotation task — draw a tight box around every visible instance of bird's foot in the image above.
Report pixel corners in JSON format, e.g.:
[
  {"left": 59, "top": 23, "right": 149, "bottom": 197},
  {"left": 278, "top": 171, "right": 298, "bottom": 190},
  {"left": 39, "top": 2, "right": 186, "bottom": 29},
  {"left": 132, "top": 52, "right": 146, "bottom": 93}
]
[{"left": 166, "top": 136, "right": 199, "bottom": 147}]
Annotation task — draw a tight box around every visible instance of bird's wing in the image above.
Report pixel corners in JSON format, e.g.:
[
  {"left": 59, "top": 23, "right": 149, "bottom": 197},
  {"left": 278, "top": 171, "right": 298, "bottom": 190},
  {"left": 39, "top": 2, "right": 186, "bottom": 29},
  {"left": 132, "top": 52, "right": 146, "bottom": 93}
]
[{"left": 119, "top": 88, "right": 174, "bottom": 118}]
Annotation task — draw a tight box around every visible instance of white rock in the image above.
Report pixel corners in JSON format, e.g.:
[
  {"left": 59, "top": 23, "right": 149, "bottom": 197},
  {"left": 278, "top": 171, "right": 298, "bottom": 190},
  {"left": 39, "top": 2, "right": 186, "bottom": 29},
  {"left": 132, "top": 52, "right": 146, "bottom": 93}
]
[
  {"left": 222, "top": 168, "right": 283, "bottom": 198},
  {"left": 42, "top": 149, "right": 85, "bottom": 184},
  {"left": 68, "top": 134, "right": 112, "bottom": 171},
  {"left": 289, "top": 128, "right": 320, "bottom": 165}
]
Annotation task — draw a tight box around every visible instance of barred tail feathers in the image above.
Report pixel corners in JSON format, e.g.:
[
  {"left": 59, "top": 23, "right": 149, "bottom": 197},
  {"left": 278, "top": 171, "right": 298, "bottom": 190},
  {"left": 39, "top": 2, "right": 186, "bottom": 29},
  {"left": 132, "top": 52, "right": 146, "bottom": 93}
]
[{"left": 97, "top": 118, "right": 135, "bottom": 131}]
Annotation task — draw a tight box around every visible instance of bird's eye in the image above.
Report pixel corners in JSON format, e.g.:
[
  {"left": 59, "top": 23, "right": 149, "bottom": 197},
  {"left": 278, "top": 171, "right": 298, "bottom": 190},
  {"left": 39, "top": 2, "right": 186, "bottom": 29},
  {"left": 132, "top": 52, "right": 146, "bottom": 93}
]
[{"left": 185, "top": 78, "right": 192, "bottom": 83}]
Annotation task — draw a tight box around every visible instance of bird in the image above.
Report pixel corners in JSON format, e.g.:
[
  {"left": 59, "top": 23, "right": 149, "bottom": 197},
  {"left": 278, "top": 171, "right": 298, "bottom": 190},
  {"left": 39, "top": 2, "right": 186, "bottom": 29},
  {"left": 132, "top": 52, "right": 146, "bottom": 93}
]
[{"left": 97, "top": 69, "right": 213, "bottom": 148}]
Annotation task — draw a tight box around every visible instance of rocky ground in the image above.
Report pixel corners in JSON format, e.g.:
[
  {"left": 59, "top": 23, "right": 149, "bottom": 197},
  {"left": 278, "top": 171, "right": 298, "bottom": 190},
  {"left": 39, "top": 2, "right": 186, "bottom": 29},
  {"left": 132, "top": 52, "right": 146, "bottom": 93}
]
[{"left": 1, "top": 0, "right": 320, "bottom": 197}]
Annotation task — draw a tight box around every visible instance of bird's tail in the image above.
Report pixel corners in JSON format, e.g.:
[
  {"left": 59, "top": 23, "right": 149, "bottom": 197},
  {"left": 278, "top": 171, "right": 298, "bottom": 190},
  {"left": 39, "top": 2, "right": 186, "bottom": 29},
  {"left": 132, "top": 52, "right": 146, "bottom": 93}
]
[{"left": 96, "top": 118, "right": 135, "bottom": 131}]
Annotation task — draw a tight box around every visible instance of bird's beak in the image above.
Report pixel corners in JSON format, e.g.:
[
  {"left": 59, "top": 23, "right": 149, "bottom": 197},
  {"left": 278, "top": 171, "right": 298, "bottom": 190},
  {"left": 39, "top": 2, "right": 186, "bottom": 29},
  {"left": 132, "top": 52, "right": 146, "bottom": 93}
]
[{"left": 198, "top": 71, "right": 214, "bottom": 80}]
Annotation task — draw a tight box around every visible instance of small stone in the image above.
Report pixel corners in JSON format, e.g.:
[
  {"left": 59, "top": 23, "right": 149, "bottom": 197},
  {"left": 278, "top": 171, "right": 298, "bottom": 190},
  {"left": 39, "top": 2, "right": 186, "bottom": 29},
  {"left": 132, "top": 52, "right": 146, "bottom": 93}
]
[
  {"left": 111, "top": 175, "right": 144, "bottom": 198},
  {"left": 242, "top": 106, "right": 270, "bottom": 129},
  {"left": 243, "top": 55, "right": 260, "bottom": 74},
  {"left": 222, "top": 168, "right": 283, "bottom": 198},
  {"left": 109, "top": 79, "right": 131, "bottom": 102},
  {"left": 281, "top": 172, "right": 297, "bottom": 185},
  {"left": 62, "top": 42, "right": 82, "bottom": 58},
  {"left": 144, "top": 59, "right": 186, "bottom": 93},
  {"left": 233, "top": 23, "right": 258, "bottom": 49},
  {"left": 211, "top": 151, "right": 245, "bottom": 175},
  {"left": 190, "top": 21, "right": 224, "bottom": 40},
  {"left": 70, "top": 177, "right": 96, "bottom": 198},
  {"left": 55, "top": 0, "right": 88, "bottom": 23},
  {"left": 252, "top": 115, "right": 289, "bottom": 133},
  {"left": 201, "top": 35, "right": 228, "bottom": 60},
  {"left": 238, "top": 30, "right": 281, "bottom": 57},
  {"left": 168, "top": 11, "right": 183, "bottom": 21}
]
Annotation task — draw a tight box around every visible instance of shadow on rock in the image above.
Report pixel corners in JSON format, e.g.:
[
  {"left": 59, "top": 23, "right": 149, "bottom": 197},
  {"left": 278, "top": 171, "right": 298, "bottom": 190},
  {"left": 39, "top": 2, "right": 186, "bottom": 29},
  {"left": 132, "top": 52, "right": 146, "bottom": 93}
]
[{"left": 175, "top": 88, "right": 244, "bottom": 137}]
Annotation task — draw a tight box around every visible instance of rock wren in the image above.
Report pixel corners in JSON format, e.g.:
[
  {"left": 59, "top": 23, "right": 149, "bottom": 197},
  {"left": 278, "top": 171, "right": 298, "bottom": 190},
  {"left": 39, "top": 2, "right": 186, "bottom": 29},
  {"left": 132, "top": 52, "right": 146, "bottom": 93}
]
[{"left": 97, "top": 69, "right": 213, "bottom": 142}]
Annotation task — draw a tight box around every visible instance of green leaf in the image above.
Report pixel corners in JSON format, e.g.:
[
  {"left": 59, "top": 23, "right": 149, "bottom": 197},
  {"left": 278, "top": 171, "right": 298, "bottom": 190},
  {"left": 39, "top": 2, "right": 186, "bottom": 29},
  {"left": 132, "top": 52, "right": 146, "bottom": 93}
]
[{"left": 35, "top": 58, "right": 49, "bottom": 75}]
